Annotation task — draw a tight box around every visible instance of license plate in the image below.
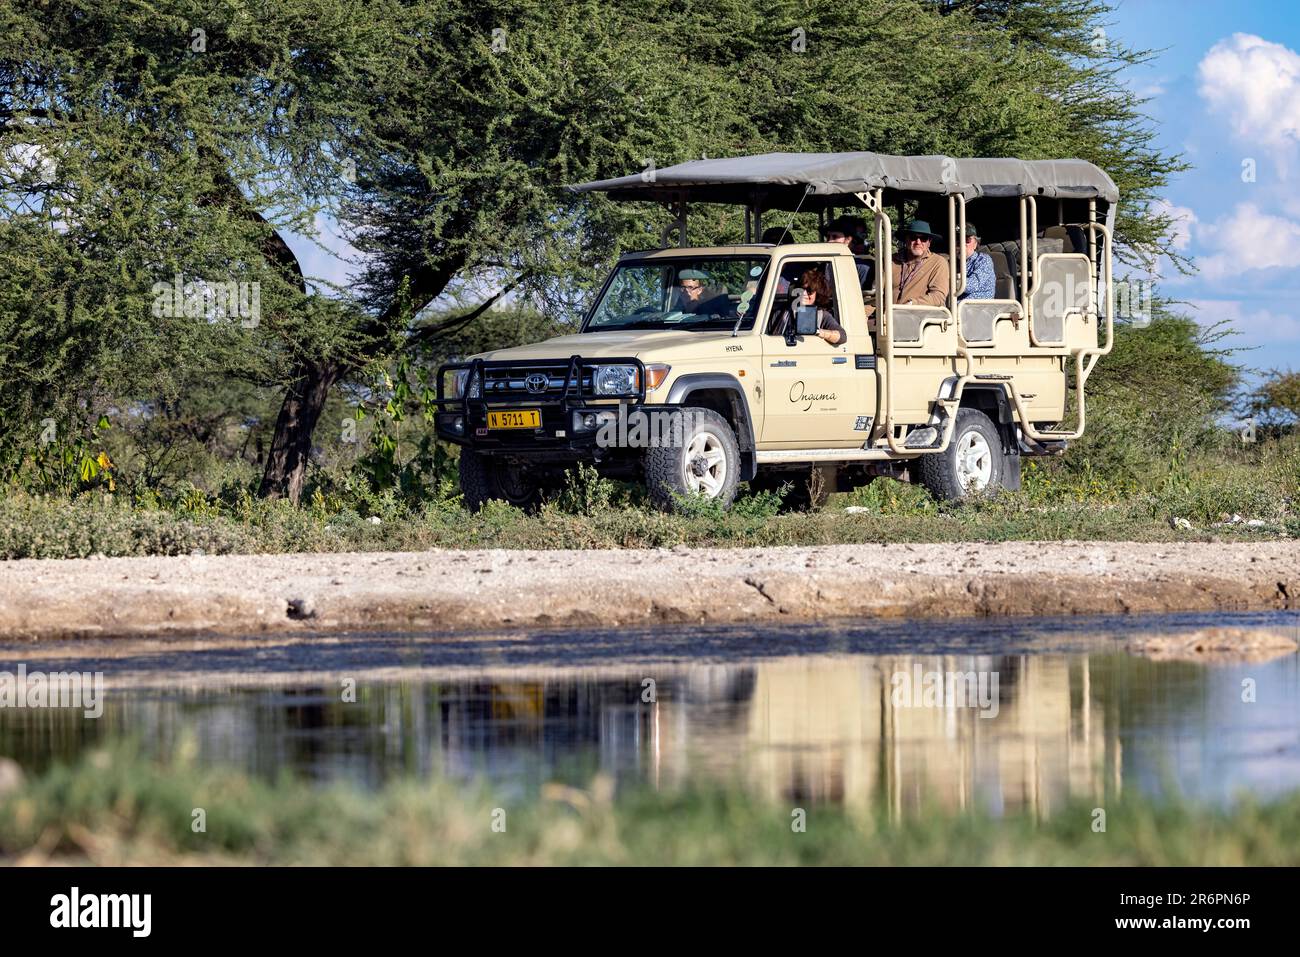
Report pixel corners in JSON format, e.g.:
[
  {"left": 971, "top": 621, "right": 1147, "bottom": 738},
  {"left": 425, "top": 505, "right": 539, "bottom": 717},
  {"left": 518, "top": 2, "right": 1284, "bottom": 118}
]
[{"left": 487, "top": 409, "right": 541, "bottom": 430}]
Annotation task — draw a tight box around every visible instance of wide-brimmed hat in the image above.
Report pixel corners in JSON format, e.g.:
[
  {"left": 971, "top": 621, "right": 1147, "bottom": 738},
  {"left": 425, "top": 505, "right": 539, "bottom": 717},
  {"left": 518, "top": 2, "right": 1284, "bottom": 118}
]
[{"left": 900, "top": 219, "right": 942, "bottom": 243}]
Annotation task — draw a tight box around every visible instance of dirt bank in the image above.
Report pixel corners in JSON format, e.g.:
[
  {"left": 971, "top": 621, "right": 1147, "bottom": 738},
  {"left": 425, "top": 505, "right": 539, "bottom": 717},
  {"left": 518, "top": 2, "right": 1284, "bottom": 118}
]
[{"left": 0, "top": 541, "right": 1296, "bottom": 641}]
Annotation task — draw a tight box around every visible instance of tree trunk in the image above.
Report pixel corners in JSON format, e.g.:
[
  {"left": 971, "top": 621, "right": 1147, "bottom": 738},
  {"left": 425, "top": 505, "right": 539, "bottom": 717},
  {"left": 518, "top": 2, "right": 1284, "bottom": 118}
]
[{"left": 258, "top": 358, "right": 343, "bottom": 503}]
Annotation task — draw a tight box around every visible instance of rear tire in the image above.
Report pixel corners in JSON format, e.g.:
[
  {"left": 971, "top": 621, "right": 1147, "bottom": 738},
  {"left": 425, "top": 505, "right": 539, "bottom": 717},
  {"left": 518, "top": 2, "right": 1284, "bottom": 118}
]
[
  {"left": 459, "top": 449, "right": 549, "bottom": 512},
  {"left": 645, "top": 408, "right": 740, "bottom": 512},
  {"left": 917, "top": 407, "right": 1005, "bottom": 502}
]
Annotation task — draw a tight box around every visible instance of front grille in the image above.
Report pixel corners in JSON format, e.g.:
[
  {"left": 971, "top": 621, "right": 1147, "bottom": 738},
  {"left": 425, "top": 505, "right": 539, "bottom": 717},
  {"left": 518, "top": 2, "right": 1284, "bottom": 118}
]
[{"left": 481, "top": 365, "right": 592, "bottom": 398}]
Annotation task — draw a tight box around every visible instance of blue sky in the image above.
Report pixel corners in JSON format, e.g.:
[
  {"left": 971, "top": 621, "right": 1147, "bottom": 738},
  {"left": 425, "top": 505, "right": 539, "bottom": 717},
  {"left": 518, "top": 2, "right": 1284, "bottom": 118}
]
[
  {"left": 284, "top": 1, "right": 1300, "bottom": 375},
  {"left": 1110, "top": 0, "right": 1300, "bottom": 372}
]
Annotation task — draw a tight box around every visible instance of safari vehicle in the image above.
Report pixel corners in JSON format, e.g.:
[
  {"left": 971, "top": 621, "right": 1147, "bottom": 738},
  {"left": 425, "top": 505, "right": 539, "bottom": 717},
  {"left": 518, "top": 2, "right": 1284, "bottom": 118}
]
[{"left": 435, "top": 152, "right": 1116, "bottom": 512}]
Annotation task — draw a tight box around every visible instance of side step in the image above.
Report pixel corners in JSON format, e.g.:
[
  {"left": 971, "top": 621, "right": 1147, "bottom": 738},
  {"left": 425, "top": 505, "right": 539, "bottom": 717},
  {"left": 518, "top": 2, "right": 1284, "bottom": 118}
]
[{"left": 756, "top": 448, "right": 907, "bottom": 464}]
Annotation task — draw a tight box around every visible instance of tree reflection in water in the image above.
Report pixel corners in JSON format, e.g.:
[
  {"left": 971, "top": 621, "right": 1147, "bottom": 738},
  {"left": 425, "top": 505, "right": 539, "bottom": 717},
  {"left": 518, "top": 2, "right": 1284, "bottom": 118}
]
[{"left": 1, "top": 647, "right": 1296, "bottom": 818}]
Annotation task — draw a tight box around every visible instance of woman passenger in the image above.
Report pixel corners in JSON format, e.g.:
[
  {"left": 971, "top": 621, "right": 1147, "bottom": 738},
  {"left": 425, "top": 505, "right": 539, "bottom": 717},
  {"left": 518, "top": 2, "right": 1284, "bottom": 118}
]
[{"left": 770, "top": 267, "right": 847, "bottom": 345}]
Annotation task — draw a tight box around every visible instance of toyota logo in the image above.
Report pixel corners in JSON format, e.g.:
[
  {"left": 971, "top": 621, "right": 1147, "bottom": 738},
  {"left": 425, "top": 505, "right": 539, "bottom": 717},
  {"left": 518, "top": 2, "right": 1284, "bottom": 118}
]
[{"left": 524, "top": 374, "right": 548, "bottom": 394}]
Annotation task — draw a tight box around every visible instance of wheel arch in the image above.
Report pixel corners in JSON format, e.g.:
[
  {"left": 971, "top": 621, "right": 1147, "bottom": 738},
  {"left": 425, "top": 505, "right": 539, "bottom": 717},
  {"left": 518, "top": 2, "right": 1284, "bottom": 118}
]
[
  {"left": 664, "top": 374, "right": 757, "bottom": 480},
  {"left": 959, "top": 384, "right": 1018, "bottom": 455}
]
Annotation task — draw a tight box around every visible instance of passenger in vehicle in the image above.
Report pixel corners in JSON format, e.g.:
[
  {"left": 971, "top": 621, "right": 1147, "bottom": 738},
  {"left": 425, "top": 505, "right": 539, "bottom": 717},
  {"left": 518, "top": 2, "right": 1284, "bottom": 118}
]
[
  {"left": 957, "top": 223, "right": 996, "bottom": 301},
  {"left": 822, "top": 215, "right": 872, "bottom": 289},
  {"left": 892, "top": 219, "right": 949, "bottom": 307},
  {"left": 761, "top": 226, "right": 798, "bottom": 245},
  {"left": 767, "top": 267, "right": 847, "bottom": 346}
]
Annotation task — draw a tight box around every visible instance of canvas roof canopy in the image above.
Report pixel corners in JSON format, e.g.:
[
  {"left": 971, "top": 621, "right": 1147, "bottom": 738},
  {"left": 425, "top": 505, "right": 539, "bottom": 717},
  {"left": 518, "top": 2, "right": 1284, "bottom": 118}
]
[{"left": 568, "top": 152, "right": 1119, "bottom": 209}]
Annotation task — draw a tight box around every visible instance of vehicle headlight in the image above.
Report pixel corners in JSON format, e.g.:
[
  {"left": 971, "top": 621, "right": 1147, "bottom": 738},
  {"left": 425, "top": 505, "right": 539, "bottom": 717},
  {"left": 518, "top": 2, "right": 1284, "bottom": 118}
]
[
  {"left": 448, "top": 369, "right": 480, "bottom": 399},
  {"left": 593, "top": 364, "right": 639, "bottom": 396}
]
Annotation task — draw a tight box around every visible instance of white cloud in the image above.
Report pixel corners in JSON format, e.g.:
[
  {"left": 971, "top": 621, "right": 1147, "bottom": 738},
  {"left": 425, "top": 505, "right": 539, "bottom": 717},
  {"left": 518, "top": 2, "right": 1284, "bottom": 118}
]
[
  {"left": 1150, "top": 199, "right": 1196, "bottom": 251},
  {"left": 1188, "top": 298, "right": 1300, "bottom": 353},
  {"left": 1198, "top": 33, "right": 1300, "bottom": 150},
  {"left": 1142, "top": 200, "right": 1197, "bottom": 285},
  {"left": 1195, "top": 202, "right": 1300, "bottom": 280}
]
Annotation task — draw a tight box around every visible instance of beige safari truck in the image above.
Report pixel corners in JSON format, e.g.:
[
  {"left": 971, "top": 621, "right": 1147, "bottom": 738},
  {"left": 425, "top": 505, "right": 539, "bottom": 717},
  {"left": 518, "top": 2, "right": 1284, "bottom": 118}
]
[{"left": 435, "top": 152, "right": 1116, "bottom": 512}]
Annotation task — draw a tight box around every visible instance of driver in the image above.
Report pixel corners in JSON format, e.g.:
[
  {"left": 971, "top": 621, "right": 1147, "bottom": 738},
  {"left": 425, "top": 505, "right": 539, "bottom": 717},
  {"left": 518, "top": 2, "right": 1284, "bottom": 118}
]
[{"left": 672, "top": 268, "right": 729, "bottom": 315}]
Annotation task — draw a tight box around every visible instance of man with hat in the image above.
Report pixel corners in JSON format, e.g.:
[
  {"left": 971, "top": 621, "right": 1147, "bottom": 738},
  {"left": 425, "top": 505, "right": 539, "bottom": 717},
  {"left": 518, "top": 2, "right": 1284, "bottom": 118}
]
[
  {"left": 672, "top": 268, "right": 730, "bottom": 315},
  {"left": 891, "top": 219, "right": 949, "bottom": 307},
  {"left": 672, "top": 268, "right": 710, "bottom": 312},
  {"left": 957, "top": 223, "right": 996, "bottom": 302},
  {"left": 821, "top": 215, "right": 872, "bottom": 289}
]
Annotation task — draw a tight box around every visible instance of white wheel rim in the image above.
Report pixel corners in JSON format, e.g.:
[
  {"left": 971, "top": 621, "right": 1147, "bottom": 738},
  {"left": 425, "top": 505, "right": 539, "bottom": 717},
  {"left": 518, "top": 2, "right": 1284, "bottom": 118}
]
[
  {"left": 684, "top": 430, "right": 727, "bottom": 496},
  {"left": 955, "top": 430, "right": 993, "bottom": 491}
]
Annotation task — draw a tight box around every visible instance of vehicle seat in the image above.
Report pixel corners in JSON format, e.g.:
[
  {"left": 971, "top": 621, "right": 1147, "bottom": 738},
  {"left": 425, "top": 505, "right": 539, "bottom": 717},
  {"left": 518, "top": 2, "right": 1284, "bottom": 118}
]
[
  {"left": 979, "top": 245, "right": 1015, "bottom": 300},
  {"left": 1001, "top": 240, "right": 1021, "bottom": 283},
  {"left": 1042, "top": 225, "right": 1073, "bottom": 252},
  {"left": 1037, "top": 232, "right": 1066, "bottom": 255}
]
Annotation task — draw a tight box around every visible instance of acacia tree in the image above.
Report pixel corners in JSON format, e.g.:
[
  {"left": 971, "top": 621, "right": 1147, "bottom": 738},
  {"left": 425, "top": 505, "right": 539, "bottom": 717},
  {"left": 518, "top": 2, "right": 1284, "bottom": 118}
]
[
  {"left": 1249, "top": 371, "right": 1300, "bottom": 429},
  {"left": 0, "top": 0, "right": 388, "bottom": 484}
]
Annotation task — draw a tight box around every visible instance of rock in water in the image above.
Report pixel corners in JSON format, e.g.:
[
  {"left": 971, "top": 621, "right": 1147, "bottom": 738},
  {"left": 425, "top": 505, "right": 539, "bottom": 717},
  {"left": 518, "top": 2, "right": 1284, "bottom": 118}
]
[{"left": 1127, "top": 627, "right": 1299, "bottom": 662}]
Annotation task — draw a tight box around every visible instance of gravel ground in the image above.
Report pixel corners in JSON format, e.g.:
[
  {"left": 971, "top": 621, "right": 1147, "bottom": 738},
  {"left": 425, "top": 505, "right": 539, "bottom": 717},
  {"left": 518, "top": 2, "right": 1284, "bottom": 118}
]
[{"left": 0, "top": 541, "right": 1296, "bottom": 641}]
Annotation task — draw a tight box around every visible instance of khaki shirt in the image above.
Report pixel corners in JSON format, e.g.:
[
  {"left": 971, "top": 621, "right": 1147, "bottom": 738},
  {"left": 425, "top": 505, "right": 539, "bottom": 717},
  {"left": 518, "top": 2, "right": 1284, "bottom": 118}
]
[{"left": 891, "top": 251, "right": 950, "bottom": 307}]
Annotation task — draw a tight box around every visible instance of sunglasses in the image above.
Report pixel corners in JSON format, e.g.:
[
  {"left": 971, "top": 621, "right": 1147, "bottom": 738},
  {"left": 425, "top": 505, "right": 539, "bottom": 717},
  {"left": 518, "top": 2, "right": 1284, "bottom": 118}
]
[
  {"left": 825, "top": 232, "right": 848, "bottom": 241},
  {"left": 904, "top": 234, "right": 931, "bottom": 243}
]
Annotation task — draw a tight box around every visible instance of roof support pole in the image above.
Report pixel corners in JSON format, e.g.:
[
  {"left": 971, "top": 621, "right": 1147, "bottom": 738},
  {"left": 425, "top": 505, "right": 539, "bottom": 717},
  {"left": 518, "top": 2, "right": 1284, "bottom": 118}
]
[
  {"left": 1088, "top": 199, "right": 1097, "bottom": 270},
  {"left": 659, "top": 194, "right": 688, "bottom": 247},
  {"left": 1019, "top": 197, "right": 1029, "bottom": 319}
]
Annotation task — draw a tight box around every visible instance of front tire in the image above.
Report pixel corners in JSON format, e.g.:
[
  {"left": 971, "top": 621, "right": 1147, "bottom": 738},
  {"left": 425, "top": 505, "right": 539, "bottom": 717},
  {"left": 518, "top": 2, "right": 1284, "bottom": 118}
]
[
  {"left": 459, "top": 449, "right": 549, "bottom": 512},
  {"left": 917, "top": 407, "right": 1005, "bottom": 501},
  {"left": 645, "top": 408, "right": 740, "bottom": 512}
]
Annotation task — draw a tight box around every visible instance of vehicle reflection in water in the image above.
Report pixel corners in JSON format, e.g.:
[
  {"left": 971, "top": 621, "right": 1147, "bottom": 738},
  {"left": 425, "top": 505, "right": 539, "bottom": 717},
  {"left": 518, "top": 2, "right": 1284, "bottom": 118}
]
[{"left": 2, "top": 649, "right": 1297, "bottom": 818}]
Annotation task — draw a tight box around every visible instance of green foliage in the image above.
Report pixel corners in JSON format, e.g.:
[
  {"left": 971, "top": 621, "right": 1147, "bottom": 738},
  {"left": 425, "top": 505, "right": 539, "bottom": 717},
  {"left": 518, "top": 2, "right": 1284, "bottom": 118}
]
[
  {"left": 1044, "top": 312, "right": 1240, "bottom": 486},
  {"left": 5, "top": 745, "right": 1300, "bottom": 865},
  {"left": 554, "top": 463, "right": 620, "bottom": 516},
  {"left": 3, "top": 430, "right": 1297, "bottom": 560}
]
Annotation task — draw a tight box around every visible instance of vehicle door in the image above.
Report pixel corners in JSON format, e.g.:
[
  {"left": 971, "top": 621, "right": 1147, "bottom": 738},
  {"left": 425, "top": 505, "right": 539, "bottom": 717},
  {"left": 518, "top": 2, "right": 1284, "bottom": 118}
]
[{"left": 759, "top": 256, "right": 863, "bottom": 446}]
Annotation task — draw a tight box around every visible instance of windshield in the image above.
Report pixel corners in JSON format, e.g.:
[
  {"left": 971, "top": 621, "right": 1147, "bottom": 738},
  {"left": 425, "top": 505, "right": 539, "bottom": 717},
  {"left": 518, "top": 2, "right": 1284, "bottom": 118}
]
[{"left": 584, "top": 256, "right": 771, "bottom": 332}]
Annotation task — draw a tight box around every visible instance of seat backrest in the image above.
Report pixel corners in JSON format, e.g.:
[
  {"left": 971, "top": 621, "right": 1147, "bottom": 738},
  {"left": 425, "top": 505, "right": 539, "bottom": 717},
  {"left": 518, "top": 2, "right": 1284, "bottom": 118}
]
[
  {"left": 982, "top": 248, "right": 1014, "bottom": 300},
  {"left": 1002, "top": 239, "right": 1021, "bottom": 280},
  {"left": 1043, "top": 225, "right": 1071, "bottom": 251},
  {"left": 1037, "top": 235, "right": 1066, "bottom": 255}
]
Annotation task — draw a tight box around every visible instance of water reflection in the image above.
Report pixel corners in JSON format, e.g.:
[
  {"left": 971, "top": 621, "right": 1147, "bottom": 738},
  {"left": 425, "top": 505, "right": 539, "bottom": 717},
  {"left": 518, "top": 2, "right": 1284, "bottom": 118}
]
[{"left": 2, "top": 648, "right": 1297, "bottom": 817}]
